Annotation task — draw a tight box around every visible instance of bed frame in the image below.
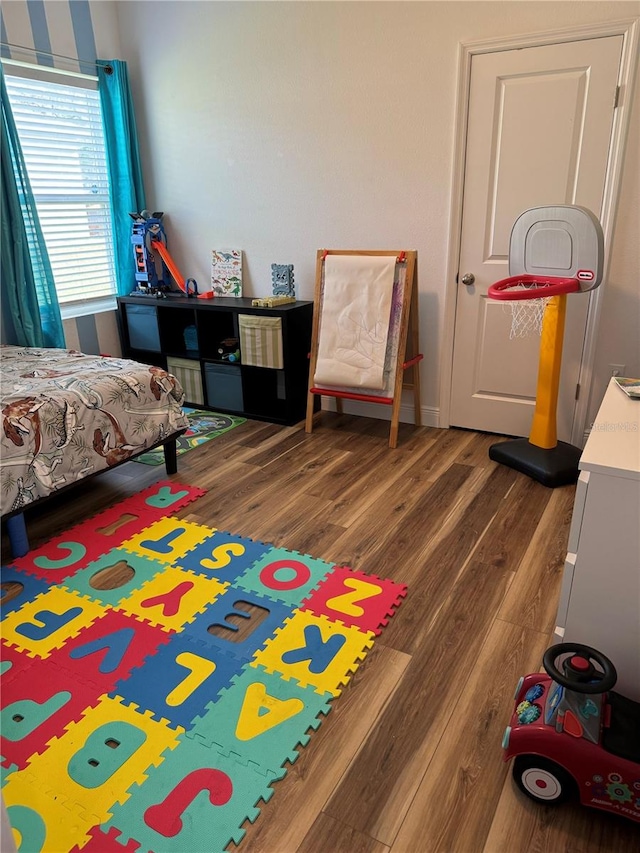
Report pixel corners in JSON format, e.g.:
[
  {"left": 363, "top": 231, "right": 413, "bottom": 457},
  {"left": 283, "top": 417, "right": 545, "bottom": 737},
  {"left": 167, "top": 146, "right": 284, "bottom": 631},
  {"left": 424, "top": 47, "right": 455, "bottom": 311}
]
[{"left": 2, "top": 428, "right": 186, "bottom": 559}]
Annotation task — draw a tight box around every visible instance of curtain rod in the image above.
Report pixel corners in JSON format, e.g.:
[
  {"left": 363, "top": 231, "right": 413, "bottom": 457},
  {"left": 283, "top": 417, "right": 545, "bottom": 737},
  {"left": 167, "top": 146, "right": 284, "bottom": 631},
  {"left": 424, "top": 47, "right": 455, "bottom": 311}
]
[{"left": 0, "top": 40, "right": 113, "bottom": 74}]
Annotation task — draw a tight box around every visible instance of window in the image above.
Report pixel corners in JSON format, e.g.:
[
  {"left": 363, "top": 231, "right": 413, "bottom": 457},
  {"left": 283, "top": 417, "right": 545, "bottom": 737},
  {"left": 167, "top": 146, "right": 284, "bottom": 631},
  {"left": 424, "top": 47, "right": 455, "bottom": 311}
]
[{"left": 4, "top": 68, "right": 117, "bottom": 311}]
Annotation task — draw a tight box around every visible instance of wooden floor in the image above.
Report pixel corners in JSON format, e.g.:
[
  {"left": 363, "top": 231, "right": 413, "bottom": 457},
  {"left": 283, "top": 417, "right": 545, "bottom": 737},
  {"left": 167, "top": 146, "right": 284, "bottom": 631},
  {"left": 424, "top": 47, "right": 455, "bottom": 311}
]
[{"left": 2, "top": 413, "right": 638, "bottom": 853}]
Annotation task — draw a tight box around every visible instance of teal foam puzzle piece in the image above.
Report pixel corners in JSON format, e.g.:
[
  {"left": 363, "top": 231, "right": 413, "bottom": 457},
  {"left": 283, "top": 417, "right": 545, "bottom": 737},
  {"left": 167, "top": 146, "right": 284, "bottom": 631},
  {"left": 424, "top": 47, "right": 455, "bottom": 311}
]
[
  {"left": 187, "top": 662, "right": 332, "bottom": 779},
  {"left": 34, "top": 541, "right": 87, "bottom": 570},
  {"left": 61, "top": 548, "right": 165, "bottom": 608},
  {"left": 105, "top": 736, "right": 275, "bottom": 852},
  {"left": 235, "top": 547, "right": 335, "bottom": 608}
]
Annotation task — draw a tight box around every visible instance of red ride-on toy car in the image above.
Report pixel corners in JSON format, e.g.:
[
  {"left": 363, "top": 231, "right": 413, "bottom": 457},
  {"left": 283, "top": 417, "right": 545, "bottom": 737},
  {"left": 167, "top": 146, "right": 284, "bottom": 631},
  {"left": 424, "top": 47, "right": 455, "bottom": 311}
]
[{"left": 503, "top": 643, "right": 640, "bottom": 822}]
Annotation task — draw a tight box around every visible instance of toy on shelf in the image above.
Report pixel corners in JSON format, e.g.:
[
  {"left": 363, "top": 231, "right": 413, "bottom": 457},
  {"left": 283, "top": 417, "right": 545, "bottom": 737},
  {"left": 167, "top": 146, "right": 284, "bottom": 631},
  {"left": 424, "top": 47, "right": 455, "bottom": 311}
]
[
  {"left": 217, "top": 337, "right": 241, "bottom": 363},
  {"left": 251, "top": 296, "right": 296, "bottom": 308},
  {"left": 271, "top": 263, "right": 295, "bottom": 297},
  {"left": 503, "top": 642, "right": 640, "bottom": 823},
  {"left": 130, "top": 211, "right": 208, "bottom": 299}
]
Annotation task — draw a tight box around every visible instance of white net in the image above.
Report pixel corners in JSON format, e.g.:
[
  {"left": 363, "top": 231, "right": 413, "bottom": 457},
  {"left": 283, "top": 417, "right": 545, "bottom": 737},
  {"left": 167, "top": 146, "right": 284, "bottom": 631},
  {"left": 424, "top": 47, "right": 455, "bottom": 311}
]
[{"left": 502, "top": 282, "right": 552, "bottom": 339}]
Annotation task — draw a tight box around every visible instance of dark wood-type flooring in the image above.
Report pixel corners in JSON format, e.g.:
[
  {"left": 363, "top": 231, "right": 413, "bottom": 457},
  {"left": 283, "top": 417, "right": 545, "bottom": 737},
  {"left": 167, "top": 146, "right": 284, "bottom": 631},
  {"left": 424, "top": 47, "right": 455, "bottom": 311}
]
[{"left": 2, "top": 413, "right": 638, "bottom": 853}]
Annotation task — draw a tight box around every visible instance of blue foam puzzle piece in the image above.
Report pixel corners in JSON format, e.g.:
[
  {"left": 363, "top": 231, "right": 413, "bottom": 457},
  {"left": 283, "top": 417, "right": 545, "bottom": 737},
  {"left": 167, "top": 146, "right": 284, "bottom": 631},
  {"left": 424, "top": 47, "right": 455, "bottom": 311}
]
[
  {"left": 178, "top": 531, "right": 272, "bottom": 584},
  {"left": 182, "top": 588, "right": 294, "bottom": 663},
  {"left": 0, "top": 567, "right": 50, "bottom": 619},
  {"left": 112, "top": 633, "right": 243, "bottom": 729}
]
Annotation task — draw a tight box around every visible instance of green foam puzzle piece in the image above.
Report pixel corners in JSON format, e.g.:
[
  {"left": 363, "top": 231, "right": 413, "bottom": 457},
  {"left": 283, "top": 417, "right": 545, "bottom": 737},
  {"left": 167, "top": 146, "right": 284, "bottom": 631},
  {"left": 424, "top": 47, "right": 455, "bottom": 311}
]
[
  {"left": 105, "top": 736, "right": 274, "bottom": 852},
  {"left": 187, "top": 662, "right": 332, "bottom": 778},
  {"left": 235, "top": 547, "right": 334, "bottom": 608}
]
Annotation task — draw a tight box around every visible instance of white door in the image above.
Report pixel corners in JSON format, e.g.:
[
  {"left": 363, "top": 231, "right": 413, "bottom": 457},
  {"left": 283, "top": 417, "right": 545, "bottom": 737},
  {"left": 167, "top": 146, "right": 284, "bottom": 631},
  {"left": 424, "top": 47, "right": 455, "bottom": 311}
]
[{"left": 450, "top": 36, "right": 622, "bottom": 440}]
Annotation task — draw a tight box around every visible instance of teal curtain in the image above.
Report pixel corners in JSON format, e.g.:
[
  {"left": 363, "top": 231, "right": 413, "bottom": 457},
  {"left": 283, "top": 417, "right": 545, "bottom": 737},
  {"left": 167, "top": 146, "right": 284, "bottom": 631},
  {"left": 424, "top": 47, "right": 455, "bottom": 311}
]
[
  {"left": 98, "top": 60, "right": 146, "bottom": 297},
  {"left": 1, "top": 65, "right": 65, "bottom": 348}
]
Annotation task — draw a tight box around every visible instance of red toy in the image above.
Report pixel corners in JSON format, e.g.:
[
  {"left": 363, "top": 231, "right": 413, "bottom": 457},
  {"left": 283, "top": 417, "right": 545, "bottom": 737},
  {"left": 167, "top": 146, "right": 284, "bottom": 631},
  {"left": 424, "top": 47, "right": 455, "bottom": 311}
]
[{"left": 503, "top": 643, "right": 640, "bottom": 822}]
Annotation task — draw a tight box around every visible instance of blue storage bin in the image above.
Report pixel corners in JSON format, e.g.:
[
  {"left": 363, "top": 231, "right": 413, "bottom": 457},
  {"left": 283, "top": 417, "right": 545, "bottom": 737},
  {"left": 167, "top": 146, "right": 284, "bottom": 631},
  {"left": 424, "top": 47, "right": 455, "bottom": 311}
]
[
  {"left": 127, "top": 304, "right": 161, "bottom": 352},
  {"left": 205, "top": 363, "right": 243, "bottom": 411},
  {"left": 183, "top": 324, "right": 198, "bottom": 356}
]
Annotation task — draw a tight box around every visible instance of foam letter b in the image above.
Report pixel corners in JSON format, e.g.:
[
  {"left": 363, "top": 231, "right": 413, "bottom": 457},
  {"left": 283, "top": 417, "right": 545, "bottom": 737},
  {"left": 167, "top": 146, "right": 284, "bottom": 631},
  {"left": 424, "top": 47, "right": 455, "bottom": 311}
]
[{"left": 67, "top": 721, "right": 146, "bottom": 788}]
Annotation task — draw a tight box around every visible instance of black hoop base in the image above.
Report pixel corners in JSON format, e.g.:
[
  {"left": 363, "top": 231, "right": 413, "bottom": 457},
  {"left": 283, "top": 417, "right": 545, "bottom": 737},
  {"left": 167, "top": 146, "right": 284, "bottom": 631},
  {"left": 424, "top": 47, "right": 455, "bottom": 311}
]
[{"left": 489, "top": 438, "right": 582, "bottom": 488}]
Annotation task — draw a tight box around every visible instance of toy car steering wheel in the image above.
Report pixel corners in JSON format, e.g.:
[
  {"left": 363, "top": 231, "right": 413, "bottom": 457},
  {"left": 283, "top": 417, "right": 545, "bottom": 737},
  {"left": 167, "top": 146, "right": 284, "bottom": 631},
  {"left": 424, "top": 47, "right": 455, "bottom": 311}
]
[{"left": 543, "top": 643, "right": 617, "bottom": 694}]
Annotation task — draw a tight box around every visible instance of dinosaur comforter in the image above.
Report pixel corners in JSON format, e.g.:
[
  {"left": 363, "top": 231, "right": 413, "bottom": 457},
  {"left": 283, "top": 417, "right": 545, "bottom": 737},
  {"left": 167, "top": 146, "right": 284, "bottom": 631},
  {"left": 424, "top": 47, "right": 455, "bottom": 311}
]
[{"left": 1, "top": 346, "right": 188, "bottom": 515}]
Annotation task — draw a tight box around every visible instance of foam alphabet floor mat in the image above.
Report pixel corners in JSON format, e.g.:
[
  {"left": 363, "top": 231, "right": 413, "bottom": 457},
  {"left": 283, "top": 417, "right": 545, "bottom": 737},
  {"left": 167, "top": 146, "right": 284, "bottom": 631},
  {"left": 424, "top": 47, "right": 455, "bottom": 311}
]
[{"left": 0, "top": 482, "right": 407, "bottom": 852}]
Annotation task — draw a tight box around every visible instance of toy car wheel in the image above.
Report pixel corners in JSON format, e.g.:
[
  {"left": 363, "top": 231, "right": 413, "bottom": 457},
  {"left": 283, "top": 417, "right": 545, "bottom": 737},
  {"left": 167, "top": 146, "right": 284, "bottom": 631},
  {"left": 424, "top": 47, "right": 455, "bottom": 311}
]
[{"left": 513, "top": 756, "right": 576, "bottom": 805}]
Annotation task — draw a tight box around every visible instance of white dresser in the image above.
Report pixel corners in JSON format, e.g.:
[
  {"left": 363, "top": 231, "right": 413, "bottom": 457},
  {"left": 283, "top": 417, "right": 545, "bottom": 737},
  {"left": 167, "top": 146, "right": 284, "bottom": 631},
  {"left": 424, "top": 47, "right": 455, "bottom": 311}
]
[{"left": 554, "top": 377, "right": 640, "bottom": 701}]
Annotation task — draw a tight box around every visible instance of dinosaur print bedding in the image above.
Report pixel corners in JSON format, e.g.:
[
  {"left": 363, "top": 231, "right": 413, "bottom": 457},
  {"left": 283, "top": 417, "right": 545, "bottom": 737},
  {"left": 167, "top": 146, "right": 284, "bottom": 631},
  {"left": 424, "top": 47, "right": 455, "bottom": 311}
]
[{"left": 1, "top": 347, "right": 188, "bottom": 515}]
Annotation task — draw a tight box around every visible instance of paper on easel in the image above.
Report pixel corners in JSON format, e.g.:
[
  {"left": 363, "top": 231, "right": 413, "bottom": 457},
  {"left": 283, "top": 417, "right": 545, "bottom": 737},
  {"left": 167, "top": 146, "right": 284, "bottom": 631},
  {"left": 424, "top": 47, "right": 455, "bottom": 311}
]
[{"left": 314, "top": 255, "right": 396, "bottom": 390}]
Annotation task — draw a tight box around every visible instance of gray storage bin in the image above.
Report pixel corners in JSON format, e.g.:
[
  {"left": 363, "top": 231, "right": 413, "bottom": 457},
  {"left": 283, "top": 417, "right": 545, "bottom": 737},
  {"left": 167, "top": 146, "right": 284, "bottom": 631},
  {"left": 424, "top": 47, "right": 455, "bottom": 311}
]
[
  {"left": 127, "top": 304, "right": 161, "bottom": 351},
  {"left": 205, "top": 362, "right": 244, "bottom": 411}
]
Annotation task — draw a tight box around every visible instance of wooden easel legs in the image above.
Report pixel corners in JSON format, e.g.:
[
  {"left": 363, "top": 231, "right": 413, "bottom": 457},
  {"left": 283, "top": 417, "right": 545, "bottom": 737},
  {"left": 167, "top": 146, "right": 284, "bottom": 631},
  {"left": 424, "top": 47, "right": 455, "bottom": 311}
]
[
  {"left": 306, "top": 354, "right": 423, "bottom": 448},
  {"left": 305, "top": 249, "right": 422, "bottom": 448}
]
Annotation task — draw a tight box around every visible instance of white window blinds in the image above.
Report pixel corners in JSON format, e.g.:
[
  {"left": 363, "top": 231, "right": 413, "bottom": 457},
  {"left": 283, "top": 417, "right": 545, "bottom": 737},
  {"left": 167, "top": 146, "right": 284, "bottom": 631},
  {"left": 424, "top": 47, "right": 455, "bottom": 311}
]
[{"left": 4, "top": 73, "right": 117, "bottom": 305}]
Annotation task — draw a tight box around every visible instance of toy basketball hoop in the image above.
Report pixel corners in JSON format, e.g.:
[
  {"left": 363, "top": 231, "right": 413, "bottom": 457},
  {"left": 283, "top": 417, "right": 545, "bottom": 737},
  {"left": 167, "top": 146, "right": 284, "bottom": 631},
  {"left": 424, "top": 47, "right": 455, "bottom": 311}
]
[
  {"left": 489, "top": 274, "right": 581, "bottom": 339},
  {"left": 487, "top": 205, "right": 604, "bottom": 488}
]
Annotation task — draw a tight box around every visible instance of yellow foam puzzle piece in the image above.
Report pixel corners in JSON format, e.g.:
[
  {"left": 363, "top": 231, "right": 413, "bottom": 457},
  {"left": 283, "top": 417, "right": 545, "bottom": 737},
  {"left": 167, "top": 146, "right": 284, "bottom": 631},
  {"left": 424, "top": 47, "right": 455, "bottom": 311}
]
[
  {"left": 21, "top": 694, "right": 182, "bottom": 825},
  {"left": 121, "top": 517, "right": 212, "bottom": 565},
  {"left": 116, "top": 565, "right": 227, "bottom": 631},
  {"left": 1, "top": 587, "right": 104, "bottom": 659},
  {"left": 252, "top": 609, "right": 374, "bottom": 696}
]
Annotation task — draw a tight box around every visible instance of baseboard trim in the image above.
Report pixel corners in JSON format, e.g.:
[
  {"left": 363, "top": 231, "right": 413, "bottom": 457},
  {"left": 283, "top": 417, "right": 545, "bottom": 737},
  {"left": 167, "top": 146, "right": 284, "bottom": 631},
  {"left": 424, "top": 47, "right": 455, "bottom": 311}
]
[{"left": 321, "top": 398, "right": 440, "bottom": 428}]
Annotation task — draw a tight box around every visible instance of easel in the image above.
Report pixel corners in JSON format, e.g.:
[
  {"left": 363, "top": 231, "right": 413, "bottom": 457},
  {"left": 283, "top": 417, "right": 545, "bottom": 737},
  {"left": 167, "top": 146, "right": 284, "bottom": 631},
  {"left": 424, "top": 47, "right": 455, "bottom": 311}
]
[{"left": 305, "top": 249, "right": 422, "bottom": 448}]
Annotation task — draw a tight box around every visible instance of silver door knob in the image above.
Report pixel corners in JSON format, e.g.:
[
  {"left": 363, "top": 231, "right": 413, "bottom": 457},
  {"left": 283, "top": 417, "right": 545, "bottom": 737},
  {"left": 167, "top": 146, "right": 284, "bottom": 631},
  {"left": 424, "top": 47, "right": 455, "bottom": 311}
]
[{"left": 461, "top": 273, "right": 475, "bottom": 286}]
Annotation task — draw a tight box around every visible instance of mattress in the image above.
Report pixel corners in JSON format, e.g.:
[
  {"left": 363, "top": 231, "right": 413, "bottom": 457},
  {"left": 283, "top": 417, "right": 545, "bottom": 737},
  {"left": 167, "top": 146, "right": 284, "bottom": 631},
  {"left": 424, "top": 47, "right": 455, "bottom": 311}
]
[{"left": 1, "top": 347, "right": 188, "bottom": 514}]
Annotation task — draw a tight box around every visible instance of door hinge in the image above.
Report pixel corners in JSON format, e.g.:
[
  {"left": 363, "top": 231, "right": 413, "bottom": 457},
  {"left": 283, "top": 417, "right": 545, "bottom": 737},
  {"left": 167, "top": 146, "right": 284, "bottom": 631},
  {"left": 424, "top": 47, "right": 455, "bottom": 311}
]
[
  {"left": 614, "top": 85, "right": 621, "bottom": 108},
  {"left": 575, "top": 383, "right": 581, "bottom": 401}
]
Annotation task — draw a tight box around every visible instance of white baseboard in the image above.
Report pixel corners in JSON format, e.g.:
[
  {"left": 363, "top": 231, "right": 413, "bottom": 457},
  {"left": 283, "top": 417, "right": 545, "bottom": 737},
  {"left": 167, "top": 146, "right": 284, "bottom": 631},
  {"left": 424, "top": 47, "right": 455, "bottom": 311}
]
[{"left": 321, "top": 398, "right": 440, "bottom": 428}]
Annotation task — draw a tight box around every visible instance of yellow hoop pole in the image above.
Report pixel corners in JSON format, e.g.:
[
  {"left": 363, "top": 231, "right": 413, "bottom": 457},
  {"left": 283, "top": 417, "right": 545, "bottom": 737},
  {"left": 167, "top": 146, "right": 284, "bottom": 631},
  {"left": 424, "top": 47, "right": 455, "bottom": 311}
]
[{"left": 529, "top": 294, "right": 567, "bottom": 449}]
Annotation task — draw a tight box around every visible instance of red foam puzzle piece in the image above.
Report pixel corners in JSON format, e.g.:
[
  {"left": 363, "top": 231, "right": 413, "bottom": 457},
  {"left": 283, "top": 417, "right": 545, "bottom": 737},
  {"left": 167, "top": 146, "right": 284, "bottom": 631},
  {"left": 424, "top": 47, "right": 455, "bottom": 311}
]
[
  {"left": 70, "top": 825, "right": 141, "bottom": 853},
  {"left": 70, "top": 504, "right": 161, "bottom": 558},
  {"left": 1, "top": 654, "right": 101, "bottom": 770},
  {"left": 300, "top": 566, "right": 407, "bottom": 635},
  {"left": 46, "top": 607, "right": 174, "bottom": 693},
  {"left": 120, "top": 480, "right": 206, "bottom": 517},
  {"left": 10, "top": 531, "right": 96, "bottom": 583}
]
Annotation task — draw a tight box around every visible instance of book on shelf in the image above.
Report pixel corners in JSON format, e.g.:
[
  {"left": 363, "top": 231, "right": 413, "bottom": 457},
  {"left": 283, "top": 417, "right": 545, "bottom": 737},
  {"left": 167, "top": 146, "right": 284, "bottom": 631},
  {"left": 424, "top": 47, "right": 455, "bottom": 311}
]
[
  {"left": 614, "top": 377, "right": 640, "bottom": 399},
  {"left": 211, "top": 249, "right": 242, "bottom": 296}
]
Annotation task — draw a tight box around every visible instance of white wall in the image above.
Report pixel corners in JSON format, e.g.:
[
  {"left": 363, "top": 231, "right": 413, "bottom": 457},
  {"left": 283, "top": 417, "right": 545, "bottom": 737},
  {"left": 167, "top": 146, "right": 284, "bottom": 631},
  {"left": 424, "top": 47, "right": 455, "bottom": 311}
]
[
  {"left": 115, "top": 1, "right": 639, "bottom": 426},
  {"left": 3, "top": 1, "right": 638, "bottom": 426}
]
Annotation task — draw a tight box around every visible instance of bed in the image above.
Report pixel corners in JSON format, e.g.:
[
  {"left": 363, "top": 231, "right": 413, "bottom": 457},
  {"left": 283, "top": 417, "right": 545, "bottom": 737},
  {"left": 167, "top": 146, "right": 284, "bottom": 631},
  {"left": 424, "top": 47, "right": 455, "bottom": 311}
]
[{"left": 1, "top": 346, "right": 189, "bottom": 557}]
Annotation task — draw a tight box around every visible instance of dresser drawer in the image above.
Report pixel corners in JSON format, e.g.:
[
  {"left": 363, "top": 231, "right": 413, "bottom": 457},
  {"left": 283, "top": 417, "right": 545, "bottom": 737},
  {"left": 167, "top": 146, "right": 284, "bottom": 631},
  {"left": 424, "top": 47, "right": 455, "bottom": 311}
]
[
  {"left": 567, "top": 470, "right": 589, "bottom": 553},
  {"left": 555, "top": 552, "right": 576, "bottom": 634}
]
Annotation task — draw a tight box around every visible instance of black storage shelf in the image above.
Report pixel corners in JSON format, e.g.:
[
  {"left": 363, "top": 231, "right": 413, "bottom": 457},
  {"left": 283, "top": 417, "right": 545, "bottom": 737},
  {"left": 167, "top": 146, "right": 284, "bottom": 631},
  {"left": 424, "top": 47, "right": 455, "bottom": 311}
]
[{"left": 116, "top": 296, "right": 316, "bottom": 425}]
